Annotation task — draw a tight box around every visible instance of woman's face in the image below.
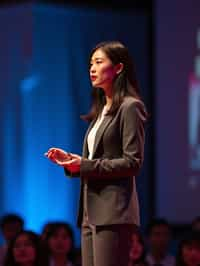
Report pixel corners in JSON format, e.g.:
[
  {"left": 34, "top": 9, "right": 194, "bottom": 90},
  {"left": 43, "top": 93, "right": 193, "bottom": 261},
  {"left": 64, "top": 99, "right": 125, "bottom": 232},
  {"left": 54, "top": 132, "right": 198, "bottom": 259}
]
[
  {"left": 90, "top": 49, "right": 120, "bottom": 94},
  {"left": 182, "top": 243, "right": 200, "bottom": 266},
  {"left": 129, "top": 233, "right": 144, "bottom": 262},
  {"left": 13, "top": 234, "right": 36, "bottom": 265},
  {"left": 48, "top": 227, "right": 72, "bottom": 255}
]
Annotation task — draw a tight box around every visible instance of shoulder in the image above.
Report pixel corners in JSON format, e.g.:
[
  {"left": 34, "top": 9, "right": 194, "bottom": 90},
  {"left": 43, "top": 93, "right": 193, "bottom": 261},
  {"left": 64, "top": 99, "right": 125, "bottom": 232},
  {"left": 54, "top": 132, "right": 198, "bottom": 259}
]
[
  {"left": 120, "top": 96, "right": 145, "bottom": 110},
  {"left": 121, "top": 96, "right": 139, "bottom": 106},
  {"left": 119, "top": 96, "right": 147, "bottom": 122}
]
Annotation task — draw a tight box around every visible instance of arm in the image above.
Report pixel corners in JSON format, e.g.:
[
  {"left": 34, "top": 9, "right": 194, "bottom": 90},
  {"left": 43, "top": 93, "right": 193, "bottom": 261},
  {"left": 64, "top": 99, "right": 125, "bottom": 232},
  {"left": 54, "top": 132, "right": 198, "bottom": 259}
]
[{"left": 80, "top": 101, "right": 145, "bottom": 179}]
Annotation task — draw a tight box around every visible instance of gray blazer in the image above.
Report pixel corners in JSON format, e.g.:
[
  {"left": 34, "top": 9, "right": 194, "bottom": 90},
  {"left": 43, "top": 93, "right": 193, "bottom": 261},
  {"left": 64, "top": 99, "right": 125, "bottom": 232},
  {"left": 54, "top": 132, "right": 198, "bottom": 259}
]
[{"left": 66, "top": 96, "right": 146, "bottom": 227}]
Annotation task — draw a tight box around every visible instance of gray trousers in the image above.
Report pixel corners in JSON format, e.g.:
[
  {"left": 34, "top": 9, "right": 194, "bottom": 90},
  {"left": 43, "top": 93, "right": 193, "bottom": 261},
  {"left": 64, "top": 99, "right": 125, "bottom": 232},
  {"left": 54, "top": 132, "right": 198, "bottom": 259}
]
[{"left": 81, "top": 223, "right": 135, "bottom": 266}]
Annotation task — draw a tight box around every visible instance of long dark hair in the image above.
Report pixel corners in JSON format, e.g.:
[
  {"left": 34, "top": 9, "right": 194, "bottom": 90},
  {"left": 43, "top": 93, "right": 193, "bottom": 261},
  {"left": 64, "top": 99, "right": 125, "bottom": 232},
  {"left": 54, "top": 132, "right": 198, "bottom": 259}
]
[
  {"left": 82, "top": 41, "right": 148, "bottom": 121},
  {"left": 4, "top": 230, "right": 47, "bottom": 266}
]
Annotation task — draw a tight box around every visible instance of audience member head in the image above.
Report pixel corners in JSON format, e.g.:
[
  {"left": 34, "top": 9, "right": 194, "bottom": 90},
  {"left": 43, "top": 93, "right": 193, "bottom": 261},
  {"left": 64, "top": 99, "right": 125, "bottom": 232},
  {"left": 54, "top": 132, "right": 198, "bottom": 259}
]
[
  {"left": 0, "top": 214, "right": 24, "bottom": 243},
  {"left": 176, "top": 231, "right": 200, "bottom": 266},
  {"left": 129, "top": 229, "right": 147, "bottom": 266},
  {"left": 4, "top": 230, "right": 46, "bottom": 266},
  {"left": 44, "top": 222, "right": 74, "bottom": 263},
  {"left": 41, "top": 222, "right": 54, "bottom": 241},
  {"left": 146, "top": 218, "right": 172, "bottom": 256}
]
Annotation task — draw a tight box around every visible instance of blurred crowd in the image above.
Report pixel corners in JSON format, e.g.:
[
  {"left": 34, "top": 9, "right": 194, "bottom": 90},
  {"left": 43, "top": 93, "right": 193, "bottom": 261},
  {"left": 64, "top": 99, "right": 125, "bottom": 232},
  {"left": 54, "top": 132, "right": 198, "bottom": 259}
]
[{"left": 0, "top": 214, "right": 200, "bottom": 266}]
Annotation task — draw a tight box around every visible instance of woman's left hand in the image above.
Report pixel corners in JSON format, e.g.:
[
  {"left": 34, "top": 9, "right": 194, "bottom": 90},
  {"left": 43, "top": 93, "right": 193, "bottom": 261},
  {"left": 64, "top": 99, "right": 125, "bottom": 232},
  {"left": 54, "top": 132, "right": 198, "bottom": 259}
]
[{"left": 58, "top": 153, "right": 82, "bottom": 173}]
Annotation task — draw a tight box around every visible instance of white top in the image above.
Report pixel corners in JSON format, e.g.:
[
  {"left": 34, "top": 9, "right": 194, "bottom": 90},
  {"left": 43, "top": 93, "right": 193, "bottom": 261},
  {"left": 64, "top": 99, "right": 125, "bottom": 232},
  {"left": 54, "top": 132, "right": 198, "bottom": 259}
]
[{"left": 87, "top": 105, "right": 108, "bottom": 159}]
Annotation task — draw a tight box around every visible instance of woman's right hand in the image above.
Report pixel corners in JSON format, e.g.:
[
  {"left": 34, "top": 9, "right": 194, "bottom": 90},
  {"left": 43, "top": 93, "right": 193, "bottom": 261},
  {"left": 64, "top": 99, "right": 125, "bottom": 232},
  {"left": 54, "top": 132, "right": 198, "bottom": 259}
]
[{"left": 44, "top": 147, "right": 71, "bottom": 165}]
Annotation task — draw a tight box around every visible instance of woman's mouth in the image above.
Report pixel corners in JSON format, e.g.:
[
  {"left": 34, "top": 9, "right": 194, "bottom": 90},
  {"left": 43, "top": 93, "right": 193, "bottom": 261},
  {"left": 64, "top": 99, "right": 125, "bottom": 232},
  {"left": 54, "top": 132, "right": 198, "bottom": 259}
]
[{"left": 91, "top": 76, "right": 97, "bottom": 81}]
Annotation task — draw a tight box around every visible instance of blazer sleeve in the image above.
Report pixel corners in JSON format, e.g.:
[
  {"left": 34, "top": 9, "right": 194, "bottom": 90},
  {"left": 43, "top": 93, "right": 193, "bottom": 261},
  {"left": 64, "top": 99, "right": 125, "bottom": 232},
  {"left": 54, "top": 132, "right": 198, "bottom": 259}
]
[{"left": 80, "top": 101, "right": 145, "bottom": 179}]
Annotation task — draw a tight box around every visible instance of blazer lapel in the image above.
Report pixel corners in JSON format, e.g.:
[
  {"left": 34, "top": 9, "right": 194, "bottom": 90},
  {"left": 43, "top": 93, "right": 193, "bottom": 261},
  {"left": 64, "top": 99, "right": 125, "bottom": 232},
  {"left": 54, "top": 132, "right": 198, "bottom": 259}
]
[
  {"left": 82, "top": 119, "right": 96, "bottom": 158},
  {"left": 92, "top": 115, "right": 113, "bottom": 158}
]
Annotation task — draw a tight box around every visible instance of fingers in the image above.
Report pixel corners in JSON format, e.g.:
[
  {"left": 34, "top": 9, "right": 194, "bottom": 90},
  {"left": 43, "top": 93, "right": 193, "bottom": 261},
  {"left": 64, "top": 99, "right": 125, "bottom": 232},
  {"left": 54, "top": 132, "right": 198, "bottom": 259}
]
[
  {"left": 68, "top": 153, "right": 81, "bottom": 160},
  {"left": 57, "top": 158, "right": 77, "bottom": 166},
  {"left": 46, "top": 147, "right": 64, "bottom": 155},
  {"left": 45, "top": 148, "right": 67, "bottom": 159},
  {"left": 44, "top": 148, "right": 81, "bottom": 170},
  {"left": 44, "top": 151, "right": 58, "bottom": 164}
]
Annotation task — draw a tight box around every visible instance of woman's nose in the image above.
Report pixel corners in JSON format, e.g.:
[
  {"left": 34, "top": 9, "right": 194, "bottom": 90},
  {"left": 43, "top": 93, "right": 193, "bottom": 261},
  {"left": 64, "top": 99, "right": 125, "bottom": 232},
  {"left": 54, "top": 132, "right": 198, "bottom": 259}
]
[{"left": 90, "top": 65, "right": 96, "bottom": 73}]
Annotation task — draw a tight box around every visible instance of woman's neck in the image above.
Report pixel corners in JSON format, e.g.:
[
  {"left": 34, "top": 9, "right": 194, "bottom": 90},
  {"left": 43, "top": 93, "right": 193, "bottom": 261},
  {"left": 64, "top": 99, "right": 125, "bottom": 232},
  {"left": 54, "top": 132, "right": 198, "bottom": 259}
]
[{"left": 105, "top": 95, "right": 112, "bottom": 109}]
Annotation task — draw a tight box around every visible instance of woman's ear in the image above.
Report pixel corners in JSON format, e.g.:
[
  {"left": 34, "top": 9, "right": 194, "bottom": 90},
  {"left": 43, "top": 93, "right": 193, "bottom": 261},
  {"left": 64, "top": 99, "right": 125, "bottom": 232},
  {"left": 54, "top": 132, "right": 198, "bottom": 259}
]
[{"left": 115, "top": 63, "right": 124, "bottom": 74}]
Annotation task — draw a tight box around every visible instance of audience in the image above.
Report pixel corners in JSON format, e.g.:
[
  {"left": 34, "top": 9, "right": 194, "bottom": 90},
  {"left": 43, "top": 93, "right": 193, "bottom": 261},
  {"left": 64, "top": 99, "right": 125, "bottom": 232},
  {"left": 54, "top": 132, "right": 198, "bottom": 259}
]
[
  {"left": 176, "top": 231, "right": 200, "bottom": 266},
  {"left": 0, "top": 214, "right": 24, "bottom": 266},
  {"left": 43, "top": 222, "right": 75, "bottom": 266},
  {"left": 1, "top": 214, "right": 200, "bottom": 266},
  {"left": 146, "top": 218, "right": 175, "bottom": 266},
  {"left": 3, "top": 230, "right": 47, "bottom": 266},
  {"left": 41, "top": 222, "right": 55, "bottom": 241},
  {"left": 128, "top": 229, "right": 149, "bottom": 266}
]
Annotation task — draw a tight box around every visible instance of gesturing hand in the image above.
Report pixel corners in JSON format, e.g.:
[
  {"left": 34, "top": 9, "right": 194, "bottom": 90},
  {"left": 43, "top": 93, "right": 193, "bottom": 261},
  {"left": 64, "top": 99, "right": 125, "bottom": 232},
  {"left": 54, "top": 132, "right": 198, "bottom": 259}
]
[
  {"left": 45, "top": 147, "right": 71, "bottom": 164},
  {"left": 59, "top": 153, "right": 81, "bottom": 173},
  {"left": 45, "top": 148, "right": 81, "bottom": 173}
]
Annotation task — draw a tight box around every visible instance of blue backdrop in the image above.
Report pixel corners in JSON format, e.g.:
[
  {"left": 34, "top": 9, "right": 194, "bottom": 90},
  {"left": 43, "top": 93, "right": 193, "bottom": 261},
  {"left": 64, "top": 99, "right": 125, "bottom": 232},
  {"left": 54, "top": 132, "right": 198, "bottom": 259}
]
[{"left": 0, "top": 4, "right": 150, "bottom": 245}]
